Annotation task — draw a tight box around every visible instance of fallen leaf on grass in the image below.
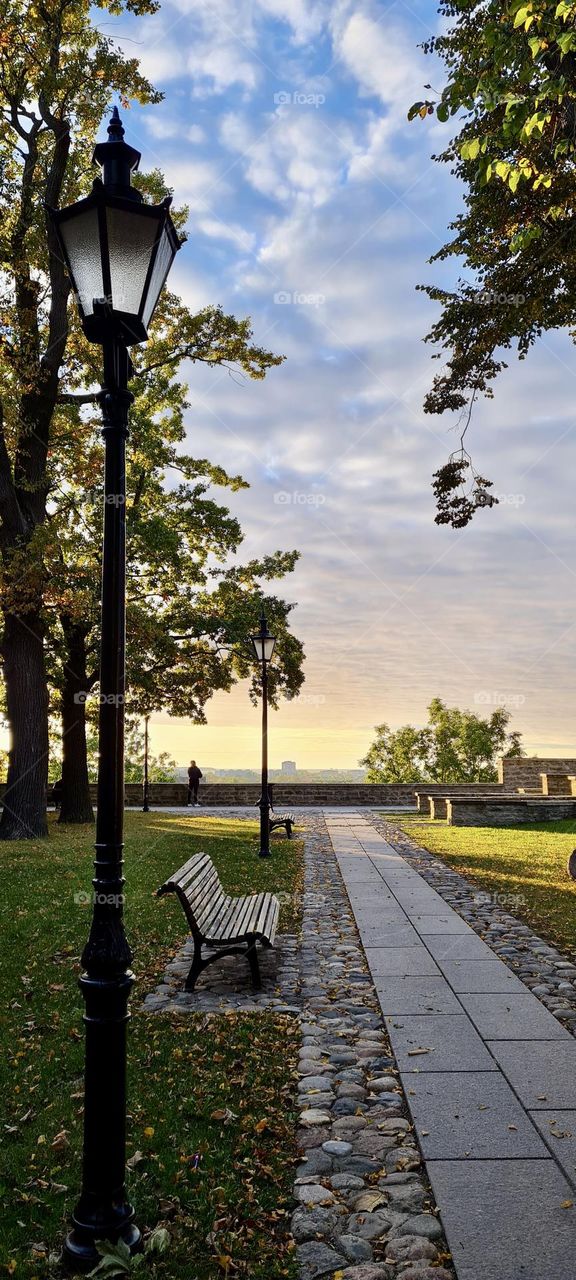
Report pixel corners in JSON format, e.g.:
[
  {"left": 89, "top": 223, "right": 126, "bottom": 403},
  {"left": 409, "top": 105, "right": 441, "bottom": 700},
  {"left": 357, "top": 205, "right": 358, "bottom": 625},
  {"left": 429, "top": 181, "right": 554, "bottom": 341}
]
[
  {"left": 126, "top": 1151, "right": 145, "bottom": 1170},
  {"left": 51, "top": 1130, "right": 69, "bottom": 1151},
  {"left": 210, "top": 1108, "right": 238, "bottom": 1124}
]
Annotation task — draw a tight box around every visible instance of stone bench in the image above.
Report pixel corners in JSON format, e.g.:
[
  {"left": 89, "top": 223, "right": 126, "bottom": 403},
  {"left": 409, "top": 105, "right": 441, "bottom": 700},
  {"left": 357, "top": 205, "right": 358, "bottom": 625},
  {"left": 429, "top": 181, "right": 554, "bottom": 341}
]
[
  {"left": 429, "top": 792, "right": 508, "bottom": 820},
  {"left": 428, "top": 789, "right": 541, "bottom": 820},
  {"left": 413, "top": 784, "right": 504, "bottom": 812},
  {"left": 447, "top": 796, "right": 576, "bottom": 828},
  {"left": 540, "top": 773, "right": 576, "bottom": 797}
]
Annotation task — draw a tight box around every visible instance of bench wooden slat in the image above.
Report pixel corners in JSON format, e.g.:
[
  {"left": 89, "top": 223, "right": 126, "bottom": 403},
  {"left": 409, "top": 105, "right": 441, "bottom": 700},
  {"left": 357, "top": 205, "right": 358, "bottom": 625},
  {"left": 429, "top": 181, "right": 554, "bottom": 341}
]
[
  {"left": 163, "top": 851, "right": 212, "bottom": 889},
  {"left": 194, "top": 893, "right": 228, "bottom": 936},
  {"left": 223, "top": 893, "right": 261, "bottom": 939},
  {"left": 206, "top": 893, "right": 276, "bottom": 943},
  {"left": 204, "top": 893, "right": 241, "bottom": 939},
  {"left": 179, "top": 860, "right": 221, "bottom": 898}
]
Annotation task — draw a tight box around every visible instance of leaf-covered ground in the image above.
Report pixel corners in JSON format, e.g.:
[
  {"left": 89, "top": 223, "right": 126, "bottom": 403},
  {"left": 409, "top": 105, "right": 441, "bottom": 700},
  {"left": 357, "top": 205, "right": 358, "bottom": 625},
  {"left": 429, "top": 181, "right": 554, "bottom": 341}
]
[
  {"left": 1, "top": 813, "right": 303, "bottom": 1279},
  {"left": 391, "top": 813, "right": 576, "bottom": 959}
]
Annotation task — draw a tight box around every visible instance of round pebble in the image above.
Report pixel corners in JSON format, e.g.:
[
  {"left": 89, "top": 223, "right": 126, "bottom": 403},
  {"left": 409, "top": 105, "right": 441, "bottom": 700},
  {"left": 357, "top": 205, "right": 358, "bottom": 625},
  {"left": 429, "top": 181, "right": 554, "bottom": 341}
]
[
  {"left": 300, "top": 1108, "right": 332, "bottom": 1126},
  {"left": 296, "top": 1183, "right": 335, "bottom": 1206},
  {"left": 323, "top": 1140, "right": 353, "bottom": 1157}
]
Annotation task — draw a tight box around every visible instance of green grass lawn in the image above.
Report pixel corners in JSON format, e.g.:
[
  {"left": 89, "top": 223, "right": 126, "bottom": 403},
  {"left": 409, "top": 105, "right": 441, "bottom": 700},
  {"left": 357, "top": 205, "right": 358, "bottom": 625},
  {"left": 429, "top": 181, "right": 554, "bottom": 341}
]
[
  {"left": 1, "top": 812, "right": 304, "bottom": 1280},
  {"left": 390, "top": 813, "right": 576, "bottom": 960}
]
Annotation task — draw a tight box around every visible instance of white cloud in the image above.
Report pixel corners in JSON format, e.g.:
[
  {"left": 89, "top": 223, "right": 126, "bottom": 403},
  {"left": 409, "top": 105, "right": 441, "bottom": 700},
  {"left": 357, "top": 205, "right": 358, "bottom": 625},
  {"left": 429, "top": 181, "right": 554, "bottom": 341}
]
[
  {"left": 187, "top": 41, "right": 260, "bottom": 96},
  {"left": 197, "top": 217, "right": 257, "bottom": 252},
  {"left": 146, "top": 117, "right": 207, "bottom": 144},
  {"left": 257, "top": 0, "right": 329, "bottom": 42},
  {"left": 161, "top": 157, "right": 232, "bottom": 214},
  {"left": 220, "top": 108, "right": 352, "bottom": 207}
]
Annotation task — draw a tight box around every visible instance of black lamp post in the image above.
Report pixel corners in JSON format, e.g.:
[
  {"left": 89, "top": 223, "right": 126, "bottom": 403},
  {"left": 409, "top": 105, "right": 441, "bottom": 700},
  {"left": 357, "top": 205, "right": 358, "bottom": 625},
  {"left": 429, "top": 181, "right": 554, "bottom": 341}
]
[
  {"left": 250, "top": 609, "right": 276, "bottom": 858},
  {"left": 50, "top": 107, "right": 181, "bottom": 1270},
  {"left": 142, "top": 714, "right": 150, "bottom": 813}
]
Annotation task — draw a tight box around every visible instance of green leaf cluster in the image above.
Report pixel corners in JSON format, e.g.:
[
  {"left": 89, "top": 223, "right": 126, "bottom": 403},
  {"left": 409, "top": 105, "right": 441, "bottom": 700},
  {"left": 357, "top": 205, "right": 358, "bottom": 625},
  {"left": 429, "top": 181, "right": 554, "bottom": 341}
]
[{"left": 360, "top": 698, "right": 524, "bottom": 783}]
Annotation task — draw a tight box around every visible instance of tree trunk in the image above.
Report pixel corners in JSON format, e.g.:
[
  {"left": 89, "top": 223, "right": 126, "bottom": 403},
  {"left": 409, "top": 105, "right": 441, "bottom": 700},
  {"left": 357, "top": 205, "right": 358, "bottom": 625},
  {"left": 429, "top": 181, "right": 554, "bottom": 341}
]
[
  {"left": 59, "top": 621, "right": 95, "bottom": 824},
  {"left": 0, "top": 610, "right": 49, "bottom": 839}
]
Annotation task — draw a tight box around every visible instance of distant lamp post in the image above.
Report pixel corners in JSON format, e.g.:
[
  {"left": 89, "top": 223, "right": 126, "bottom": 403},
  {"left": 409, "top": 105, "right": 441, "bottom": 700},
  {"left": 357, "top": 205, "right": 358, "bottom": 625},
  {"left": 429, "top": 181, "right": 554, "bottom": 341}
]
[
  {"left": 142, "top": 714, "right": 150, "bottom": 813},
  {"left": 50, "top": 106, "right": 181, "bottom": 1270},
  {"left": 251, "top": 609, "right": 276, "bottom": 858}
]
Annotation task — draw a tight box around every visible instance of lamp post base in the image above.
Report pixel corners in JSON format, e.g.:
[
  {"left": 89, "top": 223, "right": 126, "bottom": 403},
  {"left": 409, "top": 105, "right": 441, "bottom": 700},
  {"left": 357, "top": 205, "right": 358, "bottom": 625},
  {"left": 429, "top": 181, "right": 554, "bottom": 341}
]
[{"left": 63, "top": 1217, "right": 141, "bottom": 1272}]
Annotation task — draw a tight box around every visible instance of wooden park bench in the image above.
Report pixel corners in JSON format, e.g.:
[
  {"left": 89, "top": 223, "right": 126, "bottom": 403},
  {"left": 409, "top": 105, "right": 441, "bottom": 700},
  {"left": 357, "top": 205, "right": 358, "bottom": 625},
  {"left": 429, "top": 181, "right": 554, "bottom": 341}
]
[
  {"left": 157, "top": 853, "right": 279, "bottom": 991},
  {"left": 269, "top": 808, "right": 294, "bottom": 837},
  {"left": 262, "top": 784, "right": 294, "bottom": 838}
]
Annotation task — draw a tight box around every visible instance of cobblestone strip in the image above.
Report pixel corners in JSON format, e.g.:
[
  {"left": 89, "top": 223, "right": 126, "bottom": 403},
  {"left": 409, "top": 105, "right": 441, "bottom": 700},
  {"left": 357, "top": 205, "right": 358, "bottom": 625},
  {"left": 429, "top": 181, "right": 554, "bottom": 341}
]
[
  {"left": 143, "top": 932, "right": 302, "bottom": 1014},
  {"left": 293, "top": 814, "right": 454, "bottom": 1280},
  {"left": 370, "top": 813, "right": 576, "bottom": 1036}
]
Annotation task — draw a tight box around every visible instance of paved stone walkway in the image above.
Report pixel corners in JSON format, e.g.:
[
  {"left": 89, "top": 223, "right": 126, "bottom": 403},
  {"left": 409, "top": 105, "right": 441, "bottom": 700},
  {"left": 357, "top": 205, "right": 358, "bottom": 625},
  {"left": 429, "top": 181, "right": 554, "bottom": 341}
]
[{"left": 329, "top": 811, "right": 576, "bottom": 1280}]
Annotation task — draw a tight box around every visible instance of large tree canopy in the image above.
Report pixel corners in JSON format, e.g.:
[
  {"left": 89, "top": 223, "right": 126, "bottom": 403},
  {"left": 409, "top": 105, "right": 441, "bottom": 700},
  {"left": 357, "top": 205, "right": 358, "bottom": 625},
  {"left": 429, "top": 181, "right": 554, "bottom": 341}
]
[
  {"left": 410, "top": 0, "right": 576, "bottom": 525},
  {"left": 0, "top": 0, "right": 163, "bottom": 836},
  {"left": 361, "top": 698, "right": 524, "bottom": 783},
  {"left": 46, "top": 287, "right": 300, "bottom": 823},
  {"left": 0, "top": 0, "right": 301, "bottom": 836}
]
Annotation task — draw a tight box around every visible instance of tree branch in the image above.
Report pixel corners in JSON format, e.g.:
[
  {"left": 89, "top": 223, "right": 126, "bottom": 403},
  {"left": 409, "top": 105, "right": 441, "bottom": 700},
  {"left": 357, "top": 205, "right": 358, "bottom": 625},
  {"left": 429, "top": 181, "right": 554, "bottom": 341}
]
[{"left": 58, "top": 391, "right": 99, "bottom": 405}]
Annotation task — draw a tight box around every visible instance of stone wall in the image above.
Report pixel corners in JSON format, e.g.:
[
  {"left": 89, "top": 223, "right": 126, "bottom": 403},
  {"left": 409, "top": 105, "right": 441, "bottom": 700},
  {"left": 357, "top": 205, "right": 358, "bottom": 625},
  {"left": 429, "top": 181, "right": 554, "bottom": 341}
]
[
  {"left": 77, "top": 782, "right": 418, "bottom": 807},
  {"left": 499, "top": 757, "right": 576, "bottom": 789},
  {"left": 447, "top": 796, "right": 576, "bottom": 827}
]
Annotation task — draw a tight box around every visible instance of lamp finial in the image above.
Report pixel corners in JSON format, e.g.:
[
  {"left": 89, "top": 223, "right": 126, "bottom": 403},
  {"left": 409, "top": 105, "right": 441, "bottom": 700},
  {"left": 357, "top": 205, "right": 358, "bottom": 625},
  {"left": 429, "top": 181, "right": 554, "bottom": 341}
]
[{"left": 107, "top": 105, "right": 125, "bottom": 144}]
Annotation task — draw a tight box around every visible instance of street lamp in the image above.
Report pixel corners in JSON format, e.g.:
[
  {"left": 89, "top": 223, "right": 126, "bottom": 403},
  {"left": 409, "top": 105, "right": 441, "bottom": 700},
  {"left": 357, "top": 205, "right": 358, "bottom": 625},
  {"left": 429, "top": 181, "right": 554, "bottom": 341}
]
[
  {"left": 50, "top": 106, "right": 181, "bottom": 1270},
  {"left": 251, "top": 609, "right": 276, "bottom": 858},
  {"left": 142, "top": 714, "right": 150, "bottom": 813}
]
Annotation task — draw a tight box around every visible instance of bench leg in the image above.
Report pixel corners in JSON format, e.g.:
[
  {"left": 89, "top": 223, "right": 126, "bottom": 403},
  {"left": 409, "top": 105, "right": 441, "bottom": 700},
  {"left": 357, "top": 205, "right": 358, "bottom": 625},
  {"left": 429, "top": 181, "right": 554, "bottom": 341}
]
[
  {"left": 245, "top": 934, "right": 261, "bottom": 988},
  {"left": 286, "top": 821, "right": 293, "bottom": 838},
  {"left": 185, "top": 938, "right": 205, "bottom": 992},
  {"left": 185, "top": 938, "right": 264, "bottom": 992}
]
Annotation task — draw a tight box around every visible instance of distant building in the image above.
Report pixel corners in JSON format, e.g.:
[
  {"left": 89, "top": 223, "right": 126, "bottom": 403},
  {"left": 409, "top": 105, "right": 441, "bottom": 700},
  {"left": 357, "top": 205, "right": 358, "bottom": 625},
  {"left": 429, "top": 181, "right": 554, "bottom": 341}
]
[{"left": 281, "top": 760, "right": 296, "bottom": 773}]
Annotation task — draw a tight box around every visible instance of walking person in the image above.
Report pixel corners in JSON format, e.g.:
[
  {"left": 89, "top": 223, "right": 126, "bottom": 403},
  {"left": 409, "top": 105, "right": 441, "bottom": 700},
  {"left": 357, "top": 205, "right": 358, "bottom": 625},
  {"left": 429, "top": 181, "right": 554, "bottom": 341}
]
[{"left": 187, "top": 760, "right": 203, "bottom": 807}]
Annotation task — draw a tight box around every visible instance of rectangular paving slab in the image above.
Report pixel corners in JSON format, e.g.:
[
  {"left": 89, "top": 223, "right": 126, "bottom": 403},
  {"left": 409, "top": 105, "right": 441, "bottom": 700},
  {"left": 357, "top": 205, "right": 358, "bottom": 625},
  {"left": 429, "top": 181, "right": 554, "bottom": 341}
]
[
  {"left": 424, "top": 932, "right": 498, "bottom": 962},
  {"left": 406, "top": 1070, "right": 547, "bottom": 1158},
  {"left": 427, "top": 1159, "right": 576, "bottom": 1280},
  {"left": 530, "top": 1111, "right": 576, "bottom": 1185},
  {"left": 364, "top": 945, "right": 441, "bottom": 977},
  {"left": 409, "top": 912, "right": 472, "bottom": 935},
  {"left": 436, "top": 959, "right": 528, "bottom": 994},
  {"left": 373, "top": 974, "right": 463, "bottom": 1015},
  {"left": 347, "top": 901, "right": 407, "bottom": 925},
  {"left": 460, "top": 993, "right": 572, "bottom": 1041},
  {"left": 488, "top": 1040, "right": 576, "bottom": 1108},
  {"left": 355, "top": 922, "right": 423, "bottom": 948},
  {"left": 385, "top": 1013, "right": 498, "bottom": 1072}
]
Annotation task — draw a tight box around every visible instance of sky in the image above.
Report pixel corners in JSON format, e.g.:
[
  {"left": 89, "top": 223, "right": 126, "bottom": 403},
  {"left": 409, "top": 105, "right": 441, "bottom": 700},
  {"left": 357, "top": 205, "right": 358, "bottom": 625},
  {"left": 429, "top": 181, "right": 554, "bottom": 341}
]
[{"left": 103, "top": 0, "right": 576, "bottom": 770}]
